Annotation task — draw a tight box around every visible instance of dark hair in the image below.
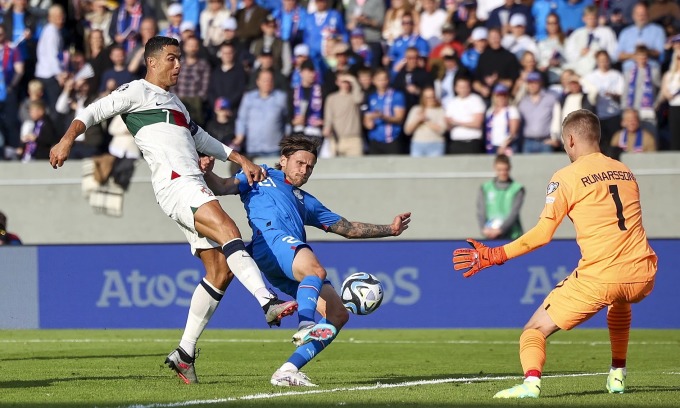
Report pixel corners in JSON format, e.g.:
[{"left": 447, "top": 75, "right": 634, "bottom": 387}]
[
  {"left": 144, "top": 36, "right": 179, "bottom": 61},
  {"left": 275, "top": 135, "right": 321, "bottom": 170},
  {"left": 562, "top": 109, "right": 601, "bottom": 144}
]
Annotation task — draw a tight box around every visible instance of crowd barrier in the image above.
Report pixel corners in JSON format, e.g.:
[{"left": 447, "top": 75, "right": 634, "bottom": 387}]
[{"left": 1, "top": 239, "right": 676, "bottom": 329}]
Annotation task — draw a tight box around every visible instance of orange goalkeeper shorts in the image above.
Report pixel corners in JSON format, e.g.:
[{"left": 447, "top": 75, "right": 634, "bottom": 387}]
[{"left": 541, "top": 274, "right": 655, "bottom": 330}]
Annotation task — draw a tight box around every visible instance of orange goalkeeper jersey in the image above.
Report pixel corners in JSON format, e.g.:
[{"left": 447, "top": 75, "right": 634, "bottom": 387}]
[{"left": 539, "top": 152, "right": 657, "bottom": 283}]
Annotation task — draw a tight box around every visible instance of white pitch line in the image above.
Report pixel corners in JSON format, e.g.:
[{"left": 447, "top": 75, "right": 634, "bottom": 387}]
[
  {"left": 2, "top": 338, "right": 678, "bottom": 346},
  {"left": 120, "top": 372, "right": 606, "bottom": 408}
]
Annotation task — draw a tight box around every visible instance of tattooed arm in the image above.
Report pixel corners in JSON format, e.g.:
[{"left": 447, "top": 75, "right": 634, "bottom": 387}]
[{"left": 328, "top": 212, "right": 411, "bottom": 239}]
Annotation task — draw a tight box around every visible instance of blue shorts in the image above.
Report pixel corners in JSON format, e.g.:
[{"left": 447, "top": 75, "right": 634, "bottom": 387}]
[{"left": 248, "top": 228, "right": 331, "bottom": 298}]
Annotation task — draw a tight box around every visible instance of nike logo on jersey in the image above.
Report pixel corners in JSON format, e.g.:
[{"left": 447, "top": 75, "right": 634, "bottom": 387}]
[{"left": 156, "top": 102, "right": 163, "bottom": 106}]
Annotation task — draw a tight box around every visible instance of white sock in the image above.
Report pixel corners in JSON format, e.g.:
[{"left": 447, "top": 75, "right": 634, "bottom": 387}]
[
  {"left": 224, "top": 239, "right": 271, "bottom": 306},
  {"left": 610, "top": 366, "right": 627, "bottom": 376},
  {"left": 179, "top": 279, "right": 224, "bottom": 357},
  {"left": 525, "top": 376, "right": 540, "bottom": 382},
  {"left": 279, "top": 362, "right": 298, "bottom": 372}
]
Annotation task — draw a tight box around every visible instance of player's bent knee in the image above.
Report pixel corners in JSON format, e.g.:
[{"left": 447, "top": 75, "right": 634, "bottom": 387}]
[{"left": 327, "top": 304, "right": 350, "bottom": 329}]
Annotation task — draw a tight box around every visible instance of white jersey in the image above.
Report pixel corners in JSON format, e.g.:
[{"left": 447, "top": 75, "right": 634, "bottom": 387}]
[{"left": 75, "top": 79, "right": 232, "bottom": 193}]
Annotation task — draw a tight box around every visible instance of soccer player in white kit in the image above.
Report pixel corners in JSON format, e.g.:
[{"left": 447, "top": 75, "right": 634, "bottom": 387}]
[{"left": 49, "top": 36, "right": 297, "bottom": 384}]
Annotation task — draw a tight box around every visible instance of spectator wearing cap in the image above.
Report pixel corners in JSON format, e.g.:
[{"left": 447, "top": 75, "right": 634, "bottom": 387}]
[
  {"left": 487, "top": 0, "right": 535, "bottom": 37},
  {"left": 419, "top": 0, "right": 449, "bottom": 48},
  {"left": 161, "top": 3, "right": 185, "bottom": 41},
  {"left": 429, "top": 24, "right": 465, "bottom": 73},
  {"left": 473, "top": 28, "right": 521, "bottom": 99},
  {"left": 454, "top": 1, "right": 484, "bottom": 43},
  {"left": 659, "top": 35, "right": 680, "bottom": 150},
  {"left": 205, "top": 96, "right": 241, "bottom": 174},
  {"left": 349, "top": 29, "right": 374, "bottom": 68},
  {"left": 435, "top": 48, "right": 469, "bottom": 105},
  {"left": 598, "top": 0, "right": 637, "bottom": 25},
  {"left": 485, "top": 83, "right": 520, "bottom": 154},
  {"left": 248, "top": 48, "right": 290, "bottom": 91},
  {"left": 581, "top": 50, "right": 624, "bottom": 150},
  {"left": 444, "top": 75, "right": 485, "bottom": 154},
  {"left": 555, "top": 0, "right": 593, "bottom": 36},
  {"left": 208, "top": 41, "right": 248, "bottom": 112},
  {"left": 171, "top": 36, "right": 212, "bottom": 126},
  {"left": 290, "top": 60, "right": 325, "bottom": 139},
  {"left": 109, "top": 0, "right": 153, "bottom": 53},
  {"left": 386, "top": 13, "right": 429, "bottom": 78},
  {"left": 251, "top": 14, "right": 286, "bottom": 72},
  {"left": 363, "top": 68, "right": 407, "bottom": 154},
  {"left": 291, "top": 43, "right": 311, "bottom": 89},
  {"left": 218, "top": 17, "right": 250, "bottom": 68},
  {"left": 235, "top": 0, "right": 269, "bottom": 49},
  {"left": 564, "top": 5, "right": 618, "bottom": 77},
  {"left": 304, "top": 0, "right": 348, "bottom": 73},
  {"left": 235, "top": 69, "right": 289, "bottom": 157},
  {"left": 604, "top": 7, "right": 627, "bottom": 36},
  {"left": 200, "top": 0, "right": 231, "bottom": 50},
  {"left": 517, "top": 71, "right": 560, "bottom": 153},
  {"left": 344, "top": 0, "right": 385, "bottom": 66},
  {"left": 512, "top": 52, "right": 546, "bottom": 102},
  {"left": 393, "top": 47, "right": 435, "bottom": 113},
  {"left": 323, "top": 73, "right": 365, "bottom": 157},
  {"left": 275, "top": 0, "right": 307, "bottom": 47},
  {"left": 617, "top": 2, "right": 666, "bottom": 73},
  {"left": 461, "top": 26, "right": 488, "bottom": 73},
  {"left": 501, "top": 13, "right": 538, "bottom": 60},
  {"left": 536, "top": 13, "right": 566, "bottom": 85}
]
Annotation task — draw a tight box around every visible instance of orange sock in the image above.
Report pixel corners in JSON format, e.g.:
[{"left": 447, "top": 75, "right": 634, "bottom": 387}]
[
  {"left": 608, "top": 303, "right": 631, "bottom": 368},
  {"left": 519, "top": 328, "right": 546, "bottom": 378}
]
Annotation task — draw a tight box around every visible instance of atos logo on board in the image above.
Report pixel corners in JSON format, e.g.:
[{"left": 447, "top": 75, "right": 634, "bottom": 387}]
[
  {"left": 95, "top": 269, "right": 201, "bottom": 308},
  {"left": 325, "top": 266, "right": 421, "bottom": 306}
]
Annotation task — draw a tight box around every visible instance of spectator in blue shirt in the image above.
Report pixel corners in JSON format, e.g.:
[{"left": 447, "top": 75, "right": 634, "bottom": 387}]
[
  {"left": 275, "top": 0, "right": 307, "bottom": 46},
  {"left": 235, "top": 69, "right": 289, "bottom": 157},
  {"left": 555, "top": 0, "right": 593, "bottom": 35},
  {"left": 616, "top": 2, "right": 666, "bottom": 72},
  {"left": 363, "top": 68, "right": 407, "bottom": 154},
  {"left": 532, "top": 0, "right": 558, "bottom": 41},
  {"left": 386, "top": 12, "right": 429, "bottom": 78}
]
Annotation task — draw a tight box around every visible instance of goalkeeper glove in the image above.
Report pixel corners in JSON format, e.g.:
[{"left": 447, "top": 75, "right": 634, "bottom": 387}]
[{"left": 452, "top": 239, "right": 508, "bottom": 278}]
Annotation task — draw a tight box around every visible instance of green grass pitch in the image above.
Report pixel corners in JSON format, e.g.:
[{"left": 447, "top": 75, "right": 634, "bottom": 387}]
[{"left": 1, "top": 329, "right": 678, "bottom": 407}]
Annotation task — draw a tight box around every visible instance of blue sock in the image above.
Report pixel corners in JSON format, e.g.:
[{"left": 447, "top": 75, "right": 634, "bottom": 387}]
[
  {"left": 287, "top": 318, "right": 339, "bottom": 370},
  {"left": 297, "top": 276, "right": 323, "bottom": 325}
]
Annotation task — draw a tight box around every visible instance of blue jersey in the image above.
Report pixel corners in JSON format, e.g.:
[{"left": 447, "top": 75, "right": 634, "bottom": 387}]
[
  {"left": 388, "top": 35, "right": 430, "bottom": 76},
  {"left": 303, "top": 10, "right": 348, "bottom": 61},
  {"left": 367, "top": 89, "right": 406, "bottom": 143},
  {"left": 236, "top": 166, "right": 341, "bottom": 242},
  {"left": 236, "top": 166, "right": 341, "bottom": 293}
]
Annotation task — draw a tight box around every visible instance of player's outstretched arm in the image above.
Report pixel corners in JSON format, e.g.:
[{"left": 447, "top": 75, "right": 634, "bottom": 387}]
[
  {"left": 200, "top": 156, "right": 241, "bottom": 195},
  {"left": 452, "top": 239, "right": 508, "bottom": 278},
  {"left": 49, "top": 120, "right": 86, "bottom": 169},
  {"left": 227, "top": 150, "right": 267, "bottom": 186},
  {"left": 328, "top": 212, "right": 411, "bottom": 239}
]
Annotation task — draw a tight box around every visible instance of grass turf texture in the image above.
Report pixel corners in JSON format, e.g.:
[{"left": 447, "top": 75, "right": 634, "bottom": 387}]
[{"left": 0, "top": 329, "right": 678, "bottom": 408}]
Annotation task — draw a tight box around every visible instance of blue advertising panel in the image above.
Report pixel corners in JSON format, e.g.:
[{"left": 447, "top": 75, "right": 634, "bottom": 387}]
[{"left": 37, "top": 240, "right": 679, "bottom": 329}]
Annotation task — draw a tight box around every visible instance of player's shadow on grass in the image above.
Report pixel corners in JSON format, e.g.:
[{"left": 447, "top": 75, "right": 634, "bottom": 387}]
[
  {"left": 0, "top": 353, "right": 160, "bottom": 362},
  {"left": 546, "top": 385, "right": 680, "bottom": 398},
  {"left": 0, "top": 375, "right": 162, "bottom": 389},
  {"left": 359, "top": 372, "right": 522, "bottom": 385}
]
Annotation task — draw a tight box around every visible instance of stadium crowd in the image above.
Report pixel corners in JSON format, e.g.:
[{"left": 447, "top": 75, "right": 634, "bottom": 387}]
[{"left": 1, "top": 0, "right": 679, "bottom": 162}]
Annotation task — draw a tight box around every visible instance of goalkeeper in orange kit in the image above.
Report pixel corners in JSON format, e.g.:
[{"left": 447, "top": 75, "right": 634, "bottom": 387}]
[{"left": 453, "top": 109, "right": 657, "bottom": 398}]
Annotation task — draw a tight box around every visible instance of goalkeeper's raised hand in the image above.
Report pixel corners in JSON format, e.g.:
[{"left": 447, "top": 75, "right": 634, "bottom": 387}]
[{"left": 452, "top": 239, "right": 508, "bottom": 278}]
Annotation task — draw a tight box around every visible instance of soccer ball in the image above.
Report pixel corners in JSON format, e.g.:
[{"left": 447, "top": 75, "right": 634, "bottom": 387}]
[{"left": 341, "top": 272, "right": 384, "bottom": 315}]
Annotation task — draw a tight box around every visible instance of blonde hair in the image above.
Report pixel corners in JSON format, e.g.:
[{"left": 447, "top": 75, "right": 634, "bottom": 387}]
[
  {"left": 28, "top": 79, "right": 43, "bottom": 93},
  {"left": 562, "top": 109, "right": 601, "bottom": 144}
]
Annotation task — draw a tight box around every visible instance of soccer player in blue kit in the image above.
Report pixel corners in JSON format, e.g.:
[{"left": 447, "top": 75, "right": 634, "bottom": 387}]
[{"left": 202, "top": 135, "right": 411, "bottom": 386}]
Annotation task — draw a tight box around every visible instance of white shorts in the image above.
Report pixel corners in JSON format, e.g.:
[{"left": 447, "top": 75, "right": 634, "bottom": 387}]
[{"left": 155, "top": 174, "right": 220, "bottom": 255}]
